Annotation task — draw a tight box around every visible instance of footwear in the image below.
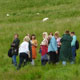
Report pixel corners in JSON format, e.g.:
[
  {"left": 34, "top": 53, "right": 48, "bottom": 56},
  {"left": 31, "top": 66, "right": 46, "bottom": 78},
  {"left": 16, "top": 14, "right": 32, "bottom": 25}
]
[
  {"left": 17, "top": 65, "right": 21, "bottom": 70},
  {"left": 62, "top": 61, "right": 66, "bottom": 66},
  {"left": 31, "top": 59, "right": 35, "bottom": 66},
  {"left": 17, "top": 66, "right": 21, "bottom": 70},
  {"left": 70, "top": 61, "right": 74, "bottom": 64},
  {"left": 56, "top": 62, "right": 59, "bottom": 65}
]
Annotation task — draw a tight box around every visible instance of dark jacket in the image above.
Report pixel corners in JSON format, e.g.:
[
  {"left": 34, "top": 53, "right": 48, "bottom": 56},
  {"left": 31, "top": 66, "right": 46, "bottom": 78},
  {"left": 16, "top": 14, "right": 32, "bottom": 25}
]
[
  {"left": 60, "top": 34, "right": 73, "bottom": 61},
  {"left": 11, "top": 38, "right": 20, "bottom": 55},
  {"left": 28, "top": 41, "right": 32, "bottom": 61}
]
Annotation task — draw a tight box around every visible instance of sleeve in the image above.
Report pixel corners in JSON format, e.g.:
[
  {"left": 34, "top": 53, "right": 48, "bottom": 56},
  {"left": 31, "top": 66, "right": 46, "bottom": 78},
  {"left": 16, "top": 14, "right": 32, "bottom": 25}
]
[
  {"left": 60, "top": 37, "right": 63, "bottom": 43},
  {"left": 35, "top": 40, "right": 38, "bottom": 44},
  {"left": 26, "top": 43, "right": 29, "bottom": 52},
  {"left": 71, "top": 36, "right": 77, "bottom": 46},
  {"left": 51, "top": 37, "right": 58, "bottom": 51},
  {"left": 12, "top": 39, "right": 20, "bottom": 48},
  {"left": 14, "top": 39, "right": 20, "bottom": 47},
  {"left": 35, "top": 40, "right": 38, "bottom": 47}
]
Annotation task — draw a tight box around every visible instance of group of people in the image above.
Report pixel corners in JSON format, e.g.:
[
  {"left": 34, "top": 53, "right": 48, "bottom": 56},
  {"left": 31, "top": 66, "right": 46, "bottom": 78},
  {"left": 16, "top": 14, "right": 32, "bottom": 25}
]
[
  {"left": 9, "top": 30, "right": 78, "bottom": 70},
  {"left": 10, "top": 34, "right": 38, "bottom": 70},
  {"left": 40, "top": 31, "right": 77, "bottom": 65}
]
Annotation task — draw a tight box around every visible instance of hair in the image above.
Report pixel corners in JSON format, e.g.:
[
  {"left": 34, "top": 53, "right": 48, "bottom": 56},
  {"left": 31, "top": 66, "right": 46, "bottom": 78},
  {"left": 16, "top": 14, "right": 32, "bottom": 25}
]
[
  {"left": 43, "top": 32, "right": 48, "bottom": 39},
  {"left": 31, "top": 34, "right": 36, "bottom": 40},
  {"left": 65, "top": 30, "right": 70, "bottom": 34},
  {"left": 23, "top": 36, "right": 30, "bottom": 42},
  {"left": 26, "top": 34, "right": 31, "bottom": 39},
  {"left": 54, "top": 31, "right": 60, "bottom": 37},
  {"left": 71, "top": 32, "right": 75, "bottom": 34},
  {"left": 49, "top": 32, "right": 53, "bottom": 36}
]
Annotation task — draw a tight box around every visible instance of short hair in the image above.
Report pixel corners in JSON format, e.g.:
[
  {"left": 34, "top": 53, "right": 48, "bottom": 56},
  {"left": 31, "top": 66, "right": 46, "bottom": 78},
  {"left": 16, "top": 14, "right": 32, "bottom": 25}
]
[
  {"left": 31, "top": 34, "right": 36, "bottom": 40},
  {"left": 23, "top": 36, "right": 30, "bottom": 42},
  {"left": 71, "top": 32, "right": 75, "bottom": 34},
  {"left": 26, "top": 34, "right": 31, "bottom": 39},
  {"left": 65, "top": 30, "right": 70, "bottom": 34},
  {"left": 49, "top": 32, "right": 53, "bottom": 36}
]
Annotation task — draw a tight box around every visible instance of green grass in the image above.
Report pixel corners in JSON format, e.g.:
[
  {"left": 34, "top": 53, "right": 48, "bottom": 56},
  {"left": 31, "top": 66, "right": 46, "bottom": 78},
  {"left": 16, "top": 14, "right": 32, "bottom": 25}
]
[{"left": 0, "top": 0, "right": 80, "bottom": 80}]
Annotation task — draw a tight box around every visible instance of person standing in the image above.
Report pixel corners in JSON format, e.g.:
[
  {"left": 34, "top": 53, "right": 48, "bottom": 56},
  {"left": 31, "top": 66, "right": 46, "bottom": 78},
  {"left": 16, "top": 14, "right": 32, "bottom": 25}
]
[
  {"left": 48, "top": 33, "right": 58, "bottom": 64},
  {"left": 60, "top": 30, "right": 73, "bottom": 65},
  {"left": 71, "top": 32, "right": 77, "bottom": 63},
  {"left": 17, "top": 36, "right": 30, "bottom": 70},
  {"left": 27, "top": 34, "right": 32, "bottom": 62},
  {"left": 40, "top": 32, "right": 48, "bottom": 65},
  {"left": 31, "top": 34, "right": 38, "bottom": 65},
  {"left": 11, "top": 34, "right": 20, "bottom": 66},
  {"left": 54, "top": 31, "right": 61, "bottom": 62}
]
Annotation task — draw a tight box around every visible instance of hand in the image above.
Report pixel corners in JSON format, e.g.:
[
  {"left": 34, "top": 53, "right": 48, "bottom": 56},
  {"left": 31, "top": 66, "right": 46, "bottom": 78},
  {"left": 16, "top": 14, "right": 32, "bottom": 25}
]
[{"left": 56, "top": 51, "right": 58, "bottom": 54}]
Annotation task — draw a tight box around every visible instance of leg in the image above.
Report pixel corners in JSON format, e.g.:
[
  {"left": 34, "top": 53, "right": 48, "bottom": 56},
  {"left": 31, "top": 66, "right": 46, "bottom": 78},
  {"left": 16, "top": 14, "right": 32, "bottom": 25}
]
[
  {"left": 17, "top": 54, "right": 24, "bottom": 70},
  {"left": 50, "top": 52, "right": 56, "bottom": 64},
  {"left": 53, "top": 52, "right": 57, "bottom": 64},
  {"left": 41, "top": 59, "right": 43, "bottom": 65},
  {"left": 57, "top": 47, "right": 60, "bottom": 62},
  {"left": 72, "top": 47, "right": 76, "bottom": 62},
  {"left": 45, "top": 60, "right": 48, "bottom": 65},
  {"left": 24, "top": 54, "right": 28, "bottom": 66},
  {"left": 49, "top": 52, "right": 53, "bottom": 64},
  {"left": 31, "top": 59, "right": 35, "bottom": 66},
  {"left": 12, "top": 55, "right": 17, "bottom": 66},
  {"left": 41, "top": 59, "right": 45, "bottom": 66}
]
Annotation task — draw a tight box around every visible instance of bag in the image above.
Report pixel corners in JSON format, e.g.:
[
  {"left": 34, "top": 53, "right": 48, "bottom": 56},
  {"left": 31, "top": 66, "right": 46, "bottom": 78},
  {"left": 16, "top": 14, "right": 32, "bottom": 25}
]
[
  {"left": 75, "top": 40, "right": 79, "bottom": 50},
  {"left": 8, "top": 48, "right": 13, "bottom": 57}
]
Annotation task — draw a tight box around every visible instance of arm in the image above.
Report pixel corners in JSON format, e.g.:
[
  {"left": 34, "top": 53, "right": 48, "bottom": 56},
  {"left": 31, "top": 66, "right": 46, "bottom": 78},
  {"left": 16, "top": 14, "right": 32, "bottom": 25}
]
[
  {"left": 32, "top": 40, "right": 38, "bottom": 47},
  {"left": 12, "top": 39, "right": 20, "bottom": 48},
  {"left": 26, "top": 43, "right": 30, "bottom": 58},
  {"left": 71, "top": 36, "right": 77, "bottom": 46},
  {"left": 51, "top": 37, "right": 58, "bottom": 52}
]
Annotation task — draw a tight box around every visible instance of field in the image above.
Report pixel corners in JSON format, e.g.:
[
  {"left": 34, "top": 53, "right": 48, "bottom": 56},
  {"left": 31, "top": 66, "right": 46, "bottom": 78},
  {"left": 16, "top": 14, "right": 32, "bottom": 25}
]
[{"left": 0, "top": 0, "right": 80, "bottom": 80}]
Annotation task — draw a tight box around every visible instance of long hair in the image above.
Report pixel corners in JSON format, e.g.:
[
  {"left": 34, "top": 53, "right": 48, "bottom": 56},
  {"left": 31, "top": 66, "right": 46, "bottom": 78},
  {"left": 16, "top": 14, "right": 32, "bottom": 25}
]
[
  {"left": 43, "top": 32, "right": 48, "bottom": 39},
  {"left": 31, "top": 34, "right": 36, "bottom": 40}
]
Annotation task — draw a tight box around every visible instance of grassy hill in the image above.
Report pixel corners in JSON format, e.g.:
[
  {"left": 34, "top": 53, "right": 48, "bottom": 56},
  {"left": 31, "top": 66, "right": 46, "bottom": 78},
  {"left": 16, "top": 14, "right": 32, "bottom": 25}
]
[{"left": 0, "top": 0, "right": 80, "bottom": 80}]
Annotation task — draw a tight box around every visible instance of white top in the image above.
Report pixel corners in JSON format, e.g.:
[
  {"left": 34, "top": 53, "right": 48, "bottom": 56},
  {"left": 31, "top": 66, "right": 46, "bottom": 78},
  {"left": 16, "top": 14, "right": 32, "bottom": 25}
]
[
  {"left": 19, "top": 41, "right": 29, "bottom": 54},
  {"left": 40, "top": 38, "right": 48, "bottom": 46}
]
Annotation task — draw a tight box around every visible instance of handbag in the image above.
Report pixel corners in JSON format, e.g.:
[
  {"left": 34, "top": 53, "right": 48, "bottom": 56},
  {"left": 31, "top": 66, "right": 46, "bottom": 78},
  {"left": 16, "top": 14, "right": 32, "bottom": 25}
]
[{"left": 8, "top": 48, "right": 13, "bottom": 57}]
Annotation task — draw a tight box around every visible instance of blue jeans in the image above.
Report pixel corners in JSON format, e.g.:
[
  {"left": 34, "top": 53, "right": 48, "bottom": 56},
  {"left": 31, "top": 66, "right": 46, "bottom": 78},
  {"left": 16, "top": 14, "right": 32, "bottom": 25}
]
[
  {"left": 12, "top": 55, "right": 17, "bottom": 66},
  {"left": 72, "top": 46, "right": 76, "bottom": 61}
]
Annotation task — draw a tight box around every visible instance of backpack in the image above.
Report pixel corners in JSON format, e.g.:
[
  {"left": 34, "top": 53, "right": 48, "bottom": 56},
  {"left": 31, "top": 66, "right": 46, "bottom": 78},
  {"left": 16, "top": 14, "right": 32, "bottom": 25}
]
[
  {"left": 8, "top": 48, "right": 13, "bottom": 57},
  {"left": 75, "top": 40, "right": 79, "bottom": 50}
]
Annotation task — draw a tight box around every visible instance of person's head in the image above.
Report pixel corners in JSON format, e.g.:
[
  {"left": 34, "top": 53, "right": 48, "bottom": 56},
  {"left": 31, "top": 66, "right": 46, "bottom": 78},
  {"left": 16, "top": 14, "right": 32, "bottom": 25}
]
[
  {"left": 54, "top": 31, "right": 60, "bottom": 39},
  {"left": 31, "top": 34, "right": 36, "bottom": 40},
  {"left": 49, "top": 32, "right": 53, "bottom": 36},
  {"left": 23, "top": 36, "right": 30, "bottom": 42},
  {"left": 48, "top": 32, "right": 53, "bottom": 39},
  {"left": 70, "top": 32, "right": 75, "bottom": 36},
  {"left": 14, "top": 34, "right": 19, "bottom": 39},
  {"left": 43, "top": 32, "right": 48, "bottom": 39},
  {"left": 65, "top": 30, "right": 70, "bottom": 34},
  {"left": 27, "top": 34, "right": 31, "bottom": 39}
]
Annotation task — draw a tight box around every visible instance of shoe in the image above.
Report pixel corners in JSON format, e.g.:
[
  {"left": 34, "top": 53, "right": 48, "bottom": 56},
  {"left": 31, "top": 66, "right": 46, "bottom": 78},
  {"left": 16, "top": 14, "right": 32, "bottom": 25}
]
[
  {"left": 62, "top": 61, "right": 66, "bottom": 66},
  {"left": 70, "top": 61, "right": 74, "bottom": 64}
]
